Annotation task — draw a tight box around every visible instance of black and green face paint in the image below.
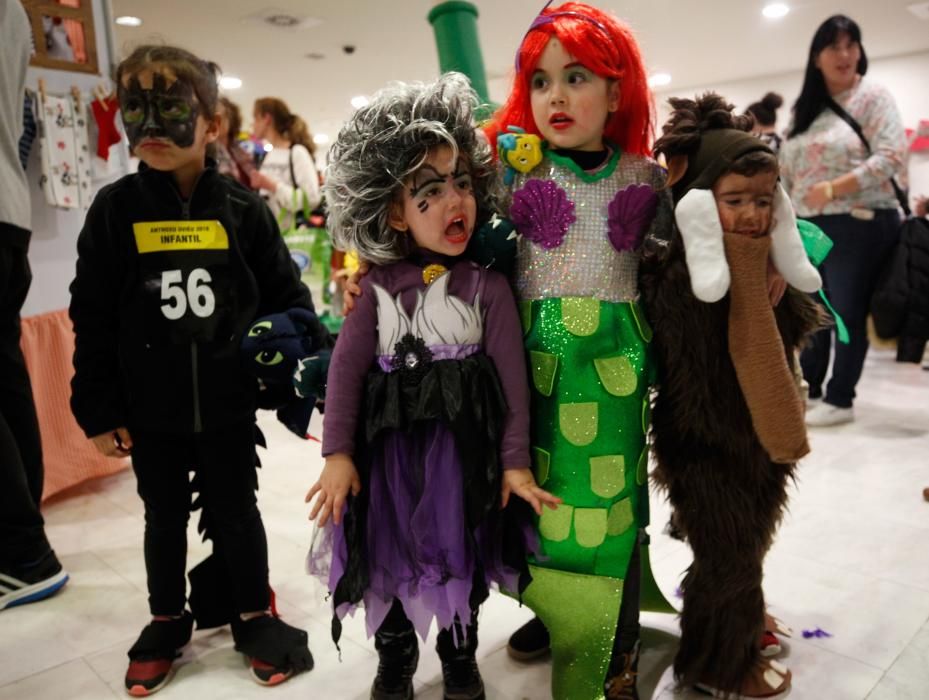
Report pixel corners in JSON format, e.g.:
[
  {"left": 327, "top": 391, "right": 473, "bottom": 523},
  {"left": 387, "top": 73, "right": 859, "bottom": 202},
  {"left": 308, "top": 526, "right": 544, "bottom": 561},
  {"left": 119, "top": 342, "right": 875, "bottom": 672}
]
[{"left": 118, "top": 73, "right": 200, "bottom": 149}]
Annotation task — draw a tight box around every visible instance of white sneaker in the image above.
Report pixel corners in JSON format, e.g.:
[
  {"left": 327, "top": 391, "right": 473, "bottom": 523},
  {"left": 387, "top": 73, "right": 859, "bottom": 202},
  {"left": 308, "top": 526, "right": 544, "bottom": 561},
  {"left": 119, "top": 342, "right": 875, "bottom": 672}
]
[
  {"left": 805, "top": 402, "right": 854, "bottom": 427},
  {"left": 806, "top": 396, "right": 822, "bottom": 409}
]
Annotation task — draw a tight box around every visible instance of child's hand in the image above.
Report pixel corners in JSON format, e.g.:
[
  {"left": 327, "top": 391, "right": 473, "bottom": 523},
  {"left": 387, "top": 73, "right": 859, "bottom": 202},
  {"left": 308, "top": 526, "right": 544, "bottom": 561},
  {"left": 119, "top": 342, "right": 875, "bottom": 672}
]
[
  {"left": 90, "top": 427, "right": 133, "bottom": 457},
  {"left": 341, "top": 261, "right": 370, "bottom": 314},
  {"left": 766, "top": 257, "right": 786, "bottom": 306},
  {"left": 501, "top": 468, "right": 562, "bottom": 516},
  {"left": 305, "top": 453, "right": 361, "bottom": 526}
]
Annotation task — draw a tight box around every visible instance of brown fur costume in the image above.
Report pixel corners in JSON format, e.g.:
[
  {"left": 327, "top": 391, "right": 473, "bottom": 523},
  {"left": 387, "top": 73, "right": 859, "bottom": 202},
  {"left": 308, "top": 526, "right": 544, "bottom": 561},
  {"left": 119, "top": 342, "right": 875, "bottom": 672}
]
[{"left": 639, "top": 94, "right": 826, "bottom": 694}]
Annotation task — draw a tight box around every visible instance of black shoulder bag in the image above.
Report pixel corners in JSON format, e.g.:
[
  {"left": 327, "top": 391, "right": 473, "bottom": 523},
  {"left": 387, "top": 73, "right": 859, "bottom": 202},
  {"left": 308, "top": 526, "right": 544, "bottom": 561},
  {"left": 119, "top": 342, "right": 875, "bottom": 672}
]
[{"left": 826, "top": 98, "right": 922, "bottom": 339}]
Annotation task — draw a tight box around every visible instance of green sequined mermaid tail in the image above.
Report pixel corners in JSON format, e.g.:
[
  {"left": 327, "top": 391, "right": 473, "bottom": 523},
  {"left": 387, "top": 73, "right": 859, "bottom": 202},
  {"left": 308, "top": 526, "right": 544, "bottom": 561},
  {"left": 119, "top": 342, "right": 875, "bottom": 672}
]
[{"left": 518, "top": 296, "right": 673, "bottom": 699}]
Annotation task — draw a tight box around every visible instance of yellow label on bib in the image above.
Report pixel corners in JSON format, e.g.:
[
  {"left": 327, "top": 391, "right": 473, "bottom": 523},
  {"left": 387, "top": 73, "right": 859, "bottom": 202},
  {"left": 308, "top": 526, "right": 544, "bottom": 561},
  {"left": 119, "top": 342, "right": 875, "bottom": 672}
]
[{"left": 133, "top": 221, "right": 229, "bottom": 253}]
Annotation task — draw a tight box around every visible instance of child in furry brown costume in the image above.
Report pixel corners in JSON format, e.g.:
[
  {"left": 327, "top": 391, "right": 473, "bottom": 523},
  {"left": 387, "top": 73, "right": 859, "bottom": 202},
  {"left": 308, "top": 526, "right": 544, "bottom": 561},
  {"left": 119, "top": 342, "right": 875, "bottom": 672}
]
[{"left": 640, "top": 94, "right": 826, "bottom": 698}]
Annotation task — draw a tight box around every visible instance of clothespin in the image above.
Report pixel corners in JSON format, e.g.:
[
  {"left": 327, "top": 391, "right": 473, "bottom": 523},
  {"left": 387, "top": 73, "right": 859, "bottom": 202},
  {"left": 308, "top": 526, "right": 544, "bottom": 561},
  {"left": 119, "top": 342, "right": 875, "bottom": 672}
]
[
  {"left": 70, "top": 85, "right": 82, "bottom": 110},
  {"left": 92, "top": 83, "right": 110, "bottom": 112},
  {"left": 37, "top": 78, "right": 47, "bottom": 103}
]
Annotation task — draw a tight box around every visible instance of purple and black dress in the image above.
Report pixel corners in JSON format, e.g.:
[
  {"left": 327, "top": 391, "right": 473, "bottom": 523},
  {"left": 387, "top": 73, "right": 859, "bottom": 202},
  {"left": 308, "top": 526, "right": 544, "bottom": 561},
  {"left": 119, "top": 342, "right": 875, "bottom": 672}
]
[{"left": 309, "top": 255, "right": 534, "bottom": 643}]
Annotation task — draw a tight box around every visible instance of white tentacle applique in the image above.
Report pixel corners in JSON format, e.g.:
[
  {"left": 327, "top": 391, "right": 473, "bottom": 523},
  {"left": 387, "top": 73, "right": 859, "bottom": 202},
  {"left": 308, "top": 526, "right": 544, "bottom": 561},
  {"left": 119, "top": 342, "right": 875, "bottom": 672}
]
[{"left": 373, "top": 271, "right": 483, "bottom": 354}]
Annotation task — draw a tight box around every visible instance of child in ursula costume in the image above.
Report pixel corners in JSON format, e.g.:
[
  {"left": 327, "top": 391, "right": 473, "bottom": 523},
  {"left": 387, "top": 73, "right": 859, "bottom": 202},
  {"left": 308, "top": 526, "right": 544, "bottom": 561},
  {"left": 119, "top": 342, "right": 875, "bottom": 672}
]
[
  {"left": 306, "top": 73, "right": 560, "bottom": 700},
  {"left": 640, "top": 94, "right": 826, "bottom": 698},
  {"left": 485, "top": 3, "right": 676, "bottom": 698}
]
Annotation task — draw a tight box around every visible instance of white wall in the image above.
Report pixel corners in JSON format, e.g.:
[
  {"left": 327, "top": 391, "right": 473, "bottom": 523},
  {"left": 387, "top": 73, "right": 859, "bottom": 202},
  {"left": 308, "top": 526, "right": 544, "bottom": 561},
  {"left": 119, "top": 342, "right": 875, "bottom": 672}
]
[
  {"left": 654, "top": 50, "right": 929, "bottom": 207},
  {"left": 22, "top": 0, "right": 129, "bottom": 317}
]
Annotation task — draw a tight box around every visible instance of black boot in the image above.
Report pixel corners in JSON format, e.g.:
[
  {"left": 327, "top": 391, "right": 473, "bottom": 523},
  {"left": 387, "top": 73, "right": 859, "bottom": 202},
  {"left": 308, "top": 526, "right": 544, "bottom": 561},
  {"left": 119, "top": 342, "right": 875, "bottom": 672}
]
[
  {"left": 372, "top": 604, "right": 419, "bottom": 700},
  {"left": 436, "top": 617, "right": 484, "bottom": 700},
  {"left": 604, "top": 639, "right": 640, "bottom": 700}
]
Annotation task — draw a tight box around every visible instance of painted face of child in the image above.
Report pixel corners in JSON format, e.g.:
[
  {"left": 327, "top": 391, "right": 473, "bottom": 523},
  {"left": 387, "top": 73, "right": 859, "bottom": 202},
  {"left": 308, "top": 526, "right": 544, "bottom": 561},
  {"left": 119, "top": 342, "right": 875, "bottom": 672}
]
[
  {"left": 390, "top": 146, "right": 477, "bottom": 258},
  {"left": 711, "top": 170, "right": 778, "bottom": 237},
  {"left": 529, "top": 38, "right": 619, "bottom": 152},
  {"left": 119, "top": 66, "right": 214, "bottom": 171}
]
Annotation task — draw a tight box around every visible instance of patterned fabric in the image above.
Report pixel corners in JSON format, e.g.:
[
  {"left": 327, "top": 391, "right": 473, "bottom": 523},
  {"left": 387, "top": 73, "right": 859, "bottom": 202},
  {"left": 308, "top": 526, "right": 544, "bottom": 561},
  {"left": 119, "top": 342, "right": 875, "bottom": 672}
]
[
  {"left": 780, "top": 78, "right": 907, "bottom": 217},
  {"left": 513, "top": 148, "right": 671, "bottom": 303},
  {"left": 36, "top": 91, "right": 92, "bottom": 209},
  {"left": 18, "top": 91, "right": 37, "bottom": 170}
]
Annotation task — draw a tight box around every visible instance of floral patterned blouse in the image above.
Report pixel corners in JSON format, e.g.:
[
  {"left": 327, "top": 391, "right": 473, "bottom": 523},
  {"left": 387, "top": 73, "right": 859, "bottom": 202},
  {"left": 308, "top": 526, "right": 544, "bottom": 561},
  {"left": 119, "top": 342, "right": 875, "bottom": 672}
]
[{"left": 780, "top": 77, "right": 907, "bottom": 217}]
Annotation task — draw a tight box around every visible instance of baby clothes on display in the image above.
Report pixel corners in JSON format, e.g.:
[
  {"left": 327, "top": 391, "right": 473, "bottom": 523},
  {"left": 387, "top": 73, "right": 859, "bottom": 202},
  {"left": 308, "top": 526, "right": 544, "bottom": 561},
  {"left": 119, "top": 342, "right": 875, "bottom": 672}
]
[
  {"left": 90, "top": 95, "right": 120, "bottom": 161},
  {"left": 37, "top": 90, "right": 92, "bottom": 209}
]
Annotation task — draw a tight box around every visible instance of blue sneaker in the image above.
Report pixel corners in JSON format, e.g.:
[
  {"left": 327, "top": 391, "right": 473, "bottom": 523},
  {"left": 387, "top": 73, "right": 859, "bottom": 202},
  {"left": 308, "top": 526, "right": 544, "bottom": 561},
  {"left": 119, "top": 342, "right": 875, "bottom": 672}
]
[{"left": 0, "top": 551, "right": 69, "bottom": 611}]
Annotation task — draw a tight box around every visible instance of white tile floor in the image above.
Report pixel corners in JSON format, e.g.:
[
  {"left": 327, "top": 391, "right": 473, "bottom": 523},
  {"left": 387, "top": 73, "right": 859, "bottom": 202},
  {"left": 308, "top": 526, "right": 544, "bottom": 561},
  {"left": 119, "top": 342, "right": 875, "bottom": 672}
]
[{"left": 1, "top": 347, "right": 927, "bottom": 700}]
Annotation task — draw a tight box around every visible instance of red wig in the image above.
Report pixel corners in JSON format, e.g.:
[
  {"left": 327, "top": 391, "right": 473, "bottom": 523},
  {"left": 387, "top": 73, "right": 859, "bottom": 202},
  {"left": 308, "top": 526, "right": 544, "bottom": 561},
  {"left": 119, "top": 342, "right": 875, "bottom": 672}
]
[{"left": 485, "top": 2, "right": 654, "bottom": 156}]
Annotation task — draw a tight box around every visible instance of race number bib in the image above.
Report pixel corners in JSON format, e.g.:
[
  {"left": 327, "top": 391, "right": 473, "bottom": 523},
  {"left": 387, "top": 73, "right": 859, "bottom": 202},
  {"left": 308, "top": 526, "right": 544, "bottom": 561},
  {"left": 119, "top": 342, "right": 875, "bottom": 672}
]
[{"left": 133, "top": 220, "right": 240, "bottom": 343}]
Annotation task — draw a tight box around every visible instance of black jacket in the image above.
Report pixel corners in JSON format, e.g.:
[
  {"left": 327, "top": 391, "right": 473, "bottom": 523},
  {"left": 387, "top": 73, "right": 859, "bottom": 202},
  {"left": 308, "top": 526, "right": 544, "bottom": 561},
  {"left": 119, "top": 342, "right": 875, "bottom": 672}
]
[
  {"left": 69, "top": 163, "right": 329, "bottom": 436},
  {"left": 871, "top": 216, "right": 929, "bottom": 360}
]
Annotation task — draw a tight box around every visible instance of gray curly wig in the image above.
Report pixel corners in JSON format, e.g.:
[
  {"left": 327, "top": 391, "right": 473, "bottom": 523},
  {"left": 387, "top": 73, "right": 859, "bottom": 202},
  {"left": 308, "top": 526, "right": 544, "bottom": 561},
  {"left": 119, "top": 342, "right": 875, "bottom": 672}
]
[{"left": 323, "top": 72, "right": 501, "bottom": 265}]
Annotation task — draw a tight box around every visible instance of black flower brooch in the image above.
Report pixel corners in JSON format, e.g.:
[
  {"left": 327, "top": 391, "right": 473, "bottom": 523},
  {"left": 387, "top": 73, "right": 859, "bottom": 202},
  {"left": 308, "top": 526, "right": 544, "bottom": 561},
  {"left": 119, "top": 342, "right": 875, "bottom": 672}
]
[{"left": 391, "top": 333, "right": 432, "bottom": 384}]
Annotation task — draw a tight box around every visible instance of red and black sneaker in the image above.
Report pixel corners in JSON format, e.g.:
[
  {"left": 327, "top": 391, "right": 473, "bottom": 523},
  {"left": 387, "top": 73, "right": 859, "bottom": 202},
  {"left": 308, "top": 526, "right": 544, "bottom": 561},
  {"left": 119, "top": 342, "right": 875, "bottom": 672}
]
[
  {"left": 124, "top": 612, "right": 194, "bottom": 696},
  {"left": 125, "top": 655, "right": 176, "bottom": 697},
  {"left": 248, "top": 656, "right": 294, "bottom": 686}
]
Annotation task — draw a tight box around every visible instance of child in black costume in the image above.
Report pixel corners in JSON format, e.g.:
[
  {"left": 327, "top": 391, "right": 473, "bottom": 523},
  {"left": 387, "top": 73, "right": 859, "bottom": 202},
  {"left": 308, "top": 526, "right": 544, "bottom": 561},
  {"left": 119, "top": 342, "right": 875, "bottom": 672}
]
[{"left": 69, "top": 45, "right": 326, "bottom": 696}]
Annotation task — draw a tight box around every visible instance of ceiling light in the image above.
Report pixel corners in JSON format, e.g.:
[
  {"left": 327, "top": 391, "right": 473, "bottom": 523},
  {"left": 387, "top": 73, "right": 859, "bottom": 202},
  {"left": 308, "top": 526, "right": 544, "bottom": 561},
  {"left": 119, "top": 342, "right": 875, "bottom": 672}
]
[
  {"left": 762, "top": 3, "right": 790, "bottom": 19},
  {"left": 115, "top": 16, "right": 142, "bottom": 27},
  {"left": 350, "top": 96, "right": 369, "bottom": 109},
  {"left": 648, "top": 73, "right": 672, "bottom": 88},
  {"left": 313, "top": 134, "right": 330, "bottom": 145},
  {"left": 219, "top": 76, "right": 242, "bottom": 90}
]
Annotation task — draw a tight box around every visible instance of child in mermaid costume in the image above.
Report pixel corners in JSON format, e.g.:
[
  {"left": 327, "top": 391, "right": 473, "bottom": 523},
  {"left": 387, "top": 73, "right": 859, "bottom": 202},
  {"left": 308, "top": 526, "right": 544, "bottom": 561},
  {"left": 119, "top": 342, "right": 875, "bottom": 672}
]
[
  {"left": 306, "top": 73, "right": 560, "bottom": 700},
  {"left": 484, "top": 3, "right": 675, "bottom": 698}
]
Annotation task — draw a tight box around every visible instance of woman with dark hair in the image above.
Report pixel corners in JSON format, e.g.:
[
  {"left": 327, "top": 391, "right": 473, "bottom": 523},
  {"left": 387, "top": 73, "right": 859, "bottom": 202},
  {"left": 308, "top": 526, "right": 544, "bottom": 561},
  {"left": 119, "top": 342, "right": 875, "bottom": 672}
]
[
  {"left": 781, "top": 14, "right": 907, "bottom": 426},
  {"left": 251, "top": 97, "right": 321, "bottom": 231},
  {"left": 746, "top": 92, "right": 784, "bottom": 152}
]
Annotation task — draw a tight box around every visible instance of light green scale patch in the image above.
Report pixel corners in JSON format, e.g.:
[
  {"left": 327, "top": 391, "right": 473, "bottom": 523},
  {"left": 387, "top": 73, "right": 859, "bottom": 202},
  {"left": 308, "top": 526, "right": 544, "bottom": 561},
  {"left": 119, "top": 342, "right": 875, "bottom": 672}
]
[
  {"left": 540, "top": 504, "right": 573, "bottom": 542},
  {"left": 560, "top": 402, "right": 598, "bottom": 446},
  {"left": 530, "top": 350, "right": 558, "bottom": 397},
  {"left": 560, "top": 298, "right": 600, "bottom": 336},
  {"left": 636, "top": 446, "right": 649, "bottom": 486},
  {"left": 574, "top": 508, "right": 607, "bottom": 548},
  {"left": 631, "top": 300, "right": 653, "bottom": 342},
  {"left": 518, "top": 300, "right": 532, "bottom": 335},
  {"left": 607, "top": 498, "right": 634, "bottom": 536},
  {"left": 533, "top": 447, "right": 551, "bottom": 486},
  {"left": 594, "top": 355, "right": 637, "bottom": 397},
  {"left": 589, "top": 455, "right": 625, "bottom": 498},
  {"left": 641, "top": 396, "right": 651, "bottom": 433}
]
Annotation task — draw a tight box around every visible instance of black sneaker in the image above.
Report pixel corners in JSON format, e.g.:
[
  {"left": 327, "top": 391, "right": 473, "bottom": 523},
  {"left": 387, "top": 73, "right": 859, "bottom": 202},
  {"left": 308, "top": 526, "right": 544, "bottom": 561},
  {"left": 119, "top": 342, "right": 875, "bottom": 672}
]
[
  {"left": 506, "top": 616, "right": 550, "bottom": 661},
  {"left": 0, "top": 550, "right": 68, "bottom": 611}
]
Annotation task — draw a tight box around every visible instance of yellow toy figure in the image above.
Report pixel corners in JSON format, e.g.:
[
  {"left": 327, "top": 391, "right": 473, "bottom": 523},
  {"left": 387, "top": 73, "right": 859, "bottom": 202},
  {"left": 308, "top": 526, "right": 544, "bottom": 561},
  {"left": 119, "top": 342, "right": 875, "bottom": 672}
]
[{"left": 498, "top": 126, "right": 543, "bottom": 185}]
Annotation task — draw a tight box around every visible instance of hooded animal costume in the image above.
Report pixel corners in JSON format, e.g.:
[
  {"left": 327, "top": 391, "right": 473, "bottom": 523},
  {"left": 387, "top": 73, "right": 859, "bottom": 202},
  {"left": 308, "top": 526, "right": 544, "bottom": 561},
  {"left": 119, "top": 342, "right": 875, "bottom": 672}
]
[{"left": 640, "top": 113, "right": 825, "bottom": 696}]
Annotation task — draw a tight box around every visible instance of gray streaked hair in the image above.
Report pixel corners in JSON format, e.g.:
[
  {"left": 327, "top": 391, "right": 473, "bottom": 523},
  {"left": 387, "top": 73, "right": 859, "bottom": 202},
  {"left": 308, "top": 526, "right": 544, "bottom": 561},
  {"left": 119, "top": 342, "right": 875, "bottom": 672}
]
[{"left": 323, "top": 72, "right": 501, "bottom": 265}]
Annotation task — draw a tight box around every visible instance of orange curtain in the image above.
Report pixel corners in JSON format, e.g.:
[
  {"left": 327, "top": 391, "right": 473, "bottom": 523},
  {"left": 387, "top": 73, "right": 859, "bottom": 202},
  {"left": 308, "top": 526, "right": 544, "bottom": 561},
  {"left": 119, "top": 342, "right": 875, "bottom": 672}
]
[
  {"left": 20, "top": 309, "right": 128, "bottom": 501},
  {"left": 55, "top": 0, "right": 86, "bottom": 64}
]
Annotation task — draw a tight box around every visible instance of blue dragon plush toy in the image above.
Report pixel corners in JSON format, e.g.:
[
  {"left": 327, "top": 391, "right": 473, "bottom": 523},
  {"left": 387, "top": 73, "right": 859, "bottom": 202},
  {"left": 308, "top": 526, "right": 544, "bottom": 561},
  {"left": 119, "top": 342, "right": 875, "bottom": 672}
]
[{"left": 241, "top": 307, "right": 330, "bottom": 439}]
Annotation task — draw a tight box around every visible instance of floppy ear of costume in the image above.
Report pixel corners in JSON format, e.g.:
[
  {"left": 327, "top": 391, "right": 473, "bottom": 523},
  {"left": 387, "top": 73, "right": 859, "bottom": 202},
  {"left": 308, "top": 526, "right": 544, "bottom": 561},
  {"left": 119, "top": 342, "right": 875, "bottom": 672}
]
[
  {"left": 769, "top": 184, "right": 822, "bottom": 293},
  {"left": 675, "top": 188, "right": 730, "bottom": 302}
]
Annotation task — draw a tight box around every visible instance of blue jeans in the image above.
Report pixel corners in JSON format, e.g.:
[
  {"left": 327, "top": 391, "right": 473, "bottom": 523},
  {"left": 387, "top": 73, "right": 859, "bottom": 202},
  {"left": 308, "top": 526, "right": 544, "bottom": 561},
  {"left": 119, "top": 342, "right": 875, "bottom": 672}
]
[{"left": 801, "top": 210, "right": 900, "bottom": 408}]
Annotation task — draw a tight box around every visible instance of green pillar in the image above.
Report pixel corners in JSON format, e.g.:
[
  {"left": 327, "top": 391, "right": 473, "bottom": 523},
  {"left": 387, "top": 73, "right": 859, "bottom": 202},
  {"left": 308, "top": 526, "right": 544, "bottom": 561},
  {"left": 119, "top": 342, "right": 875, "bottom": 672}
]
[{"left": 427, "top": 1, "right": 490, "bottom": 107}]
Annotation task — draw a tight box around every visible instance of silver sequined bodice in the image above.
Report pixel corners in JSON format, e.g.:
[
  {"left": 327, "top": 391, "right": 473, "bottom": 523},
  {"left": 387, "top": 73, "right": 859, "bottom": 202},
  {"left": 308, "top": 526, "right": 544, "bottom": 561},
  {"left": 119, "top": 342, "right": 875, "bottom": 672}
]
[{"left": 512, "top": 151, "right": 670, "bottom": 303}]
